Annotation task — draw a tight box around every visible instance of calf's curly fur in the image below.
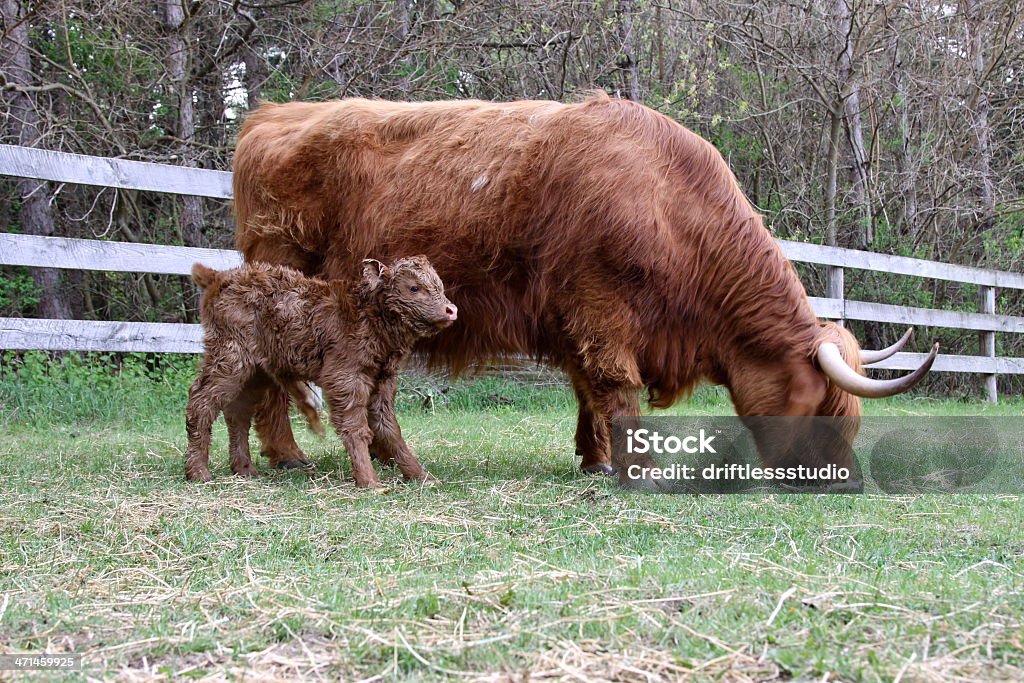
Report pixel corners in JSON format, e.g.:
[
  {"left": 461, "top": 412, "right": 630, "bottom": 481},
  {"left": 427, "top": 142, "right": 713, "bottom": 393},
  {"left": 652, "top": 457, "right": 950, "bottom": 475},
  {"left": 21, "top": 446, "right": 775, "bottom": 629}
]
[{"left": 184, "top": 256, "right": 457, "bottom": 487}]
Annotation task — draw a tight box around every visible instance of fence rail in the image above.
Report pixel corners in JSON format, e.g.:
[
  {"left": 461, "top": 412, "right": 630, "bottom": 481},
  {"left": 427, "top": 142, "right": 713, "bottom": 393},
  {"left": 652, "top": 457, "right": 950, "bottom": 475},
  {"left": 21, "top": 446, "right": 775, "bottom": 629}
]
[
  {"left": 0, "top": 144, "right": 232, "bottom": 199},
  {"left": 1, "top": 144, "right": 1021, "bottom": 401}
]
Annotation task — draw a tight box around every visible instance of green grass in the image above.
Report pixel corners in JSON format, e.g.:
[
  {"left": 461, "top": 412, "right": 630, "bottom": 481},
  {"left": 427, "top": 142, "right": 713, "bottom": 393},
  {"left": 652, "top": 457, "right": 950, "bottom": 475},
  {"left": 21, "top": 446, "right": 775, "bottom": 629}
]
[{"left": 0, "top": 354, "right": 1022, "bottom": 680}]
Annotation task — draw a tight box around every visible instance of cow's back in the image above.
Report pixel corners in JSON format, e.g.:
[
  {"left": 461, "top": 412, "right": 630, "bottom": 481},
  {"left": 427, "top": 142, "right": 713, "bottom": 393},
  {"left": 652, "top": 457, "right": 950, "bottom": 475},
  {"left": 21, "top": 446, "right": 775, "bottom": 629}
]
[
  {"left": 236, "top": 99, "right": 532, "bottom": 254},
  {"left": 234, "top": 95, "right": 698, "bottom": 257}
]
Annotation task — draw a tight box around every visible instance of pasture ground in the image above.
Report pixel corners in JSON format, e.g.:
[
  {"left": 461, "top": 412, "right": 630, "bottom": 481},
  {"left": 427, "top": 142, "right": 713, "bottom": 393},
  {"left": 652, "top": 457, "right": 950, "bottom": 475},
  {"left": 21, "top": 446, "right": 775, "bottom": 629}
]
[{"left": 0, "top": 354, "right": 1022, "bottom": 681}]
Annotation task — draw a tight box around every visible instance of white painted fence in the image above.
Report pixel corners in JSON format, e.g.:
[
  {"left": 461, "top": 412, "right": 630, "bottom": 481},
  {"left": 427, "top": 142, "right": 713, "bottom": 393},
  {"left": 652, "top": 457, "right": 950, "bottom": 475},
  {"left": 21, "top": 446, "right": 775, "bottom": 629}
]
[{"left": 1, "top": 144, "right": 1021, "bottom": 400}]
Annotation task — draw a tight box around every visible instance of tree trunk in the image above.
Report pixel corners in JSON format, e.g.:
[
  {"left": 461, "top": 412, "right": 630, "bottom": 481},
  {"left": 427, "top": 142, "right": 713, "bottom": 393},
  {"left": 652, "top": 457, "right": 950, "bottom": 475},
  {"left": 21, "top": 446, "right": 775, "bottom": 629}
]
[
  {"left": 835, "top": 0, "right": 872, "bottom": 246},
  {"left": 654, "top": 3, "right": 665, "bottom": 86},
  {"left": 163, "top": 0, "right": 205, "bottom": 248},
  {"left": 825, "top": 103, "right": 843, "bottom": 247},
  {"left": 1, "top": 0, "right": 72, "bottom": 320},
  {"left": 888, "top": 6, "right": 918, "bottom": 232},
  {"left": 616, "top": 0, "right": 641, "bottom": 101},
  {"left": 243, "top": 44, "right": 265, "bottom": 110},
  {"left": 965, "top": 0, "right": 995, "bottom": 237}
]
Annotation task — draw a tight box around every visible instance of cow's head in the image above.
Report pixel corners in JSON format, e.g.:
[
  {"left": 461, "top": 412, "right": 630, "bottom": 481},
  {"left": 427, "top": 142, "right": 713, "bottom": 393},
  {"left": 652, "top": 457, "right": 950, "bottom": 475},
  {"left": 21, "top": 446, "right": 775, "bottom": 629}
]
[
  {"left": 815, "top": 322, "right": 937, "bottom": 401},
  {"left": 729, "top": 322, "right": 937, "bottom": 480}
]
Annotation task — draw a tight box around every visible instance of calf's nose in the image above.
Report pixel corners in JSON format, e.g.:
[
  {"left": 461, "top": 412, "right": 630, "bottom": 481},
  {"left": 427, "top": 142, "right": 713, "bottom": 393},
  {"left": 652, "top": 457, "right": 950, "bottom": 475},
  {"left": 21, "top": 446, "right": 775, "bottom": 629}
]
[{"left": 444, "top": 303, "right": 458, "bottom": 321}]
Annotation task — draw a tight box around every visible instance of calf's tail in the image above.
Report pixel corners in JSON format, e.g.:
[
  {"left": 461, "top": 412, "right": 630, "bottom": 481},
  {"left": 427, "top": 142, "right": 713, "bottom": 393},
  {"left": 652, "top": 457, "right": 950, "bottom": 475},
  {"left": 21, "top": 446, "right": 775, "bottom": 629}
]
[
  {"left": 191, "top": 263, "right": 220, "bottom": 289},
  {"left": 288, "top": 381, "right": 326, "bottom": 436}
]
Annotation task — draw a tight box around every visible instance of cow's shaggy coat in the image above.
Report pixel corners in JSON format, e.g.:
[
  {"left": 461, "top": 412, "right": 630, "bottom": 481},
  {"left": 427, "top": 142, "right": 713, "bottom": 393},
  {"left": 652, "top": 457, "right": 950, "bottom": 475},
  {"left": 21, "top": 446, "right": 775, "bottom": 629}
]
[
  {"left": 231, "top": 93, "right": 932, "bottom": 478},
  {"left": 184, "top": 257, "right": 457, "bottom": 487}
]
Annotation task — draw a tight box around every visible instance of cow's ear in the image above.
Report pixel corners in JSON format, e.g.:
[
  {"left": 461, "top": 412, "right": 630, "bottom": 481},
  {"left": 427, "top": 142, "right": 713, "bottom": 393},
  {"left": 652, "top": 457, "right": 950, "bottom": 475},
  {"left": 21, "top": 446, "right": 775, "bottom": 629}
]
[{"left": 362, "top": 259, "right": 390, "bottom": 290}]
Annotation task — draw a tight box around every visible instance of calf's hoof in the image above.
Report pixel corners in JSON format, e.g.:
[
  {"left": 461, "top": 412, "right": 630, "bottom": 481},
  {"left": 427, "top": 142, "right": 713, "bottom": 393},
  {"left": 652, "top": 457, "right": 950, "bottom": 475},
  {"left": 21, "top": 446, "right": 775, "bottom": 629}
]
[{"left": 581, "top": 462, "right": 617, "bottom": 476}]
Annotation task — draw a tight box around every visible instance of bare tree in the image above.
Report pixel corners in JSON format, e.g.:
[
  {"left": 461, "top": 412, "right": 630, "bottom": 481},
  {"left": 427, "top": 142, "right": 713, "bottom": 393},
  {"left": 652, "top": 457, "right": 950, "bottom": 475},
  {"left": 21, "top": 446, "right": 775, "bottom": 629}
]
[
  {"left": 1, "top": 0, "right": 72, "bottom": 319},
  {"left": 835, "top": 0, "right": 873, "bottom": 245},
  {"left": 964, "top": 0, "right": 996, "bottom": 235},
  {"left": 162, "top": 0, "right": 205, "bottom": 248},
  {"left": 616, "top": 0, "right": 642, "bottom": 101}
]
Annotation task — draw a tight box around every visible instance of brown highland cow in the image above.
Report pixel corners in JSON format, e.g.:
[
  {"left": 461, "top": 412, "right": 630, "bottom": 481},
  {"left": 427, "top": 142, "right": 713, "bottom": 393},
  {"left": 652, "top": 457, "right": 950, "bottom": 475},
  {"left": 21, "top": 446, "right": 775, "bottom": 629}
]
[
  {"left": 184, "top": 256, "right": 458, "bottom": 487},
  {"left": 231, "top": 93, "right": 936, "bottom": 480}
]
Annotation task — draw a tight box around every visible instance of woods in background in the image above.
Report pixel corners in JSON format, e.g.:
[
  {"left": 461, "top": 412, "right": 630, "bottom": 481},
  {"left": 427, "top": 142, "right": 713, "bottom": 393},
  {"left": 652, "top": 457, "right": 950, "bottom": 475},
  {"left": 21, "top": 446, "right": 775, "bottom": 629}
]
[{"left": 1, "top": 0, "right": 1022, "bottom": 393}]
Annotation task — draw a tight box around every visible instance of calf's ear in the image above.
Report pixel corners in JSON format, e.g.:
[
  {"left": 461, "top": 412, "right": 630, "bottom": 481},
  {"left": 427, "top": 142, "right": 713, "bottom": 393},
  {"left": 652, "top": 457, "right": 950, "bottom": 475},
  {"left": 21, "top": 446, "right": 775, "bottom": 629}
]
[{"left": 362, "top": 259, "right": 391, "bottom": 290}]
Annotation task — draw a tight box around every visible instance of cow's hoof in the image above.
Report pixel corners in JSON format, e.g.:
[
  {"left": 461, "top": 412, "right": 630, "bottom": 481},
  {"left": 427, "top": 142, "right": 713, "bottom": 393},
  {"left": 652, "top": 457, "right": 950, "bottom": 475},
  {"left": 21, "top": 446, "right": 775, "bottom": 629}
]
[
  {"left": 233, "top": 465, "right": 259, "bottom": 478},
  {"left": 273, "top": 457, "right": 314, "bottom": 470},
  {"left": 581, "top": 463, "right": 617, "bottom": 476},
  {"left": 186, "top": 467, "right": 213, "bottom": 483}
]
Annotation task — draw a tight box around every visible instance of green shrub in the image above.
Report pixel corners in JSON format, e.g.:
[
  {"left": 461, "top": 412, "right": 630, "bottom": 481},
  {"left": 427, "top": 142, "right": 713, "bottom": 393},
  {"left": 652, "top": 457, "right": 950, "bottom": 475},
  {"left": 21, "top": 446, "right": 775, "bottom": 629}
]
[{"left": 0, "top": 351, "right": 199, "bottom": 427}]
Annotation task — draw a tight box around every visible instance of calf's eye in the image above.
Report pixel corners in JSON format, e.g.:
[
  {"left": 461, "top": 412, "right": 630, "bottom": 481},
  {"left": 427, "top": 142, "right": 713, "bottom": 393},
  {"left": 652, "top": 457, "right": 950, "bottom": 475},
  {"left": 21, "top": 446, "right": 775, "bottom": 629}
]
[{"left": 410, "top": 286, "right": 420, "bottom": 293}]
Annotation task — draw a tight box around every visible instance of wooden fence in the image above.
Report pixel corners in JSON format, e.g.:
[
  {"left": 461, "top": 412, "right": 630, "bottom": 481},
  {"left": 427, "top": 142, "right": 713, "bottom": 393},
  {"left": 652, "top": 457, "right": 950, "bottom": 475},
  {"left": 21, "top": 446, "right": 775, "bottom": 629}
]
[{"left": 1, "top": 143, "right": 1022, "bottom": 401}]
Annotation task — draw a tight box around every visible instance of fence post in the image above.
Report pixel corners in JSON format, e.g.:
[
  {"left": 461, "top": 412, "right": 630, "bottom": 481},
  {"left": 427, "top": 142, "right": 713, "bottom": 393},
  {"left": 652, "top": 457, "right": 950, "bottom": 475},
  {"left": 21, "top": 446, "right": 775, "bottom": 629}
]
[
  {"left": 979, "top": 285, "right": 997, "bottom": 403},
  {"left": 827, "top": 266, "right": 845, "bottom": 326}
]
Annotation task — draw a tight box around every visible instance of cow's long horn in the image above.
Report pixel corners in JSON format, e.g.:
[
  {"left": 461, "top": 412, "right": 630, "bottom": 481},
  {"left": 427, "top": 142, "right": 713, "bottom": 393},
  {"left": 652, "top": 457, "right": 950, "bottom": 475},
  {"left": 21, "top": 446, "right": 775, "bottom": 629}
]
[
  {"left": 818, "top": 341, "right": 939, "bottom": 398},
  {"left": 860, "top": 327, "right": 914, "bottom": 365}
]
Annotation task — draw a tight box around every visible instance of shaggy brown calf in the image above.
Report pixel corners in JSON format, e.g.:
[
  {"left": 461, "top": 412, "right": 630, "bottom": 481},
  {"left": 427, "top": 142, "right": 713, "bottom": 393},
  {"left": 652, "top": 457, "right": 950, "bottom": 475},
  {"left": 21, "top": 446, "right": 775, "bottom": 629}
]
[{"left": 184, "top": 256, "right": 458, "bottom": 487}]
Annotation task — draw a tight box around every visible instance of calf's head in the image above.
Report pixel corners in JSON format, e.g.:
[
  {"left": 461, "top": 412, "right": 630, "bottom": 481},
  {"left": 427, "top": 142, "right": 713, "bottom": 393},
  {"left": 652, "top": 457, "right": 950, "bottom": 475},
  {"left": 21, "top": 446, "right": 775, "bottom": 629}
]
[{"left": 363, "top": 255, "right": 458, "bottom": 336}]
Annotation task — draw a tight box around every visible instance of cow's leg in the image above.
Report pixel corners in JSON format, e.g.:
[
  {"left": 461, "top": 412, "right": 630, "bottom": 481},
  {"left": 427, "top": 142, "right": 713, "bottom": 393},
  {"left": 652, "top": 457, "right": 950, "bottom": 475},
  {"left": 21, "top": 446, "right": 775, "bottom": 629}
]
[
  {"left": 565, "top": 348, "right": 643, "bottom": 476},
  {"left": 589, "top": 379, "right": 643, "bottom": 475},
  {"left": 565, "top": 362, "right": 608, "bottom": 475},
  {"left": 321, "top": 374, "right": 382, "bottom": 488},
  {"left": 253, "top": 384, "right": 313, "bottom": 470},
  {"left": 238, "top": 242, "right": 319, "bottom": 470},
  {"left": 368, "top": 377, "right": 429, "bottom": 481},
  {"left": 184, "top": 364, "right": 249, "bottom": 482}
]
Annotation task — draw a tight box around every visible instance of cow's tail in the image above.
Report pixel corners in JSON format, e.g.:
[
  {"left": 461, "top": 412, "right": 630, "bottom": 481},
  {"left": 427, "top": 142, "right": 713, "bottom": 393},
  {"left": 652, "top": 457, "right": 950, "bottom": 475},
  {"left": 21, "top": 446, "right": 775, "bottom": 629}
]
[
  {"left": 288, "top": 381, "right": 326, "bottom": 436},
  {"left": 191, "top": 263, "right": 220, "bottom": 289}
]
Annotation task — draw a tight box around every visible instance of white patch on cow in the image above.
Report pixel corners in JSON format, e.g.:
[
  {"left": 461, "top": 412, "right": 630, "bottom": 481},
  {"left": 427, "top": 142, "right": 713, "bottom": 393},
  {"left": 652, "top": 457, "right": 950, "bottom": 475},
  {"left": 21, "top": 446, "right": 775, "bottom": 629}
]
[
  {"left": 528, "top": 102, "right": 564, "bottom": 122},
  {"left": 471, "top": 175, "right": 489, "bottom": 192},
  {"left": 304, "top": 382, "right": 324, "bottom": 412}
]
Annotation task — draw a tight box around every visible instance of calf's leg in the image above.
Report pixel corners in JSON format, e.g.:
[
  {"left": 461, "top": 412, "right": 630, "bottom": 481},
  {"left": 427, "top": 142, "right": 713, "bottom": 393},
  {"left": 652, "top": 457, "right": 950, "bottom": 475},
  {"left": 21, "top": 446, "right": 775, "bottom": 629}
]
[
  {"left": 185, "top": 364, "right": 248, "bottom": 482},
  {"left": 366, "top": 378, "right": 396, "bottom": 466},
  {"left": 321, "top": 376, "right": 381, "bottom": 488},
  {"left": 368, "top": 377, "right": 429, "bottom": 481}
]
